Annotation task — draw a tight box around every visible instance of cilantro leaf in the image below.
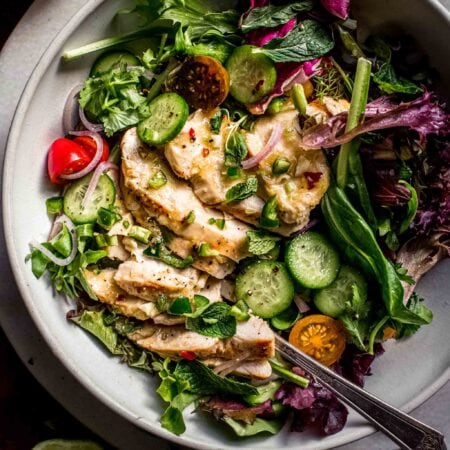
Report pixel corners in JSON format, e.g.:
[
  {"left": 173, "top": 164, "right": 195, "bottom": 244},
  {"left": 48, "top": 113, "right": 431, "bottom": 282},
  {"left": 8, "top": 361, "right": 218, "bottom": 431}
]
[
  {"left": 225, "top": 176, "right": 258, "bottom": 203},
  {"left": 261, "top": 20, "right": 334, "bottom": 63},
  {"left": 241, "top": 1, "right": 313, "bottom": 32},
  {"left": 247, "top": 230, "right": 281, "bottom": 256}
]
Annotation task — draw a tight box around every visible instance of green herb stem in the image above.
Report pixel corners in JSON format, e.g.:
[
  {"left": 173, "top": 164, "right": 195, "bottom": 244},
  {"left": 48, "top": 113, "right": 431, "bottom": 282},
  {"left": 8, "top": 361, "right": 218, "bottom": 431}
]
[
  {"left": 336, "top": 57, "right": 372, "bottom": 189},
  {"left": 368, "top": 315, "right": 389, "bottom": 355},
  {"left": 269, "top": 360, "right": 309, "bottom": 388}
]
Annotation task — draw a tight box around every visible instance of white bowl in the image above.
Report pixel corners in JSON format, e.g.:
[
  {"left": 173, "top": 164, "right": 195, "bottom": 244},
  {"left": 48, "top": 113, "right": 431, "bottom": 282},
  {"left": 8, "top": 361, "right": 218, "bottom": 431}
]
[{"left": 3, "top": 1, "right": 450, "bottom": 448}]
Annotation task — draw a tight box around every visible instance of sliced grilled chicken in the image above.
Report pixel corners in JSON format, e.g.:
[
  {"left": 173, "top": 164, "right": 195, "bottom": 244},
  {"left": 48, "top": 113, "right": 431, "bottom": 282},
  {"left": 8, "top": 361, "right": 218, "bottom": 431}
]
[
  {"left": 114, "top": 258, "right": 209, "bottom": 302},
  {"left": 84, "top": 268, "right": 161, "bottom": 321},
  {"left": 244, "top": 109, "right": 330, "bottom": 226},
  {"left": 121, "top": 128, "right": 251, "bottom": 262},
  {"left": 129, "top": 315, "right": 274, "bottom": 360},
  {"left": 202, "top": 358, "right": 272, "bottom": 379},
  {"left": 164, "top": 109, "right": 265, "bottom": 225},
  {"left": 121, "top": 183, "right": 236, "bottom": 279}
]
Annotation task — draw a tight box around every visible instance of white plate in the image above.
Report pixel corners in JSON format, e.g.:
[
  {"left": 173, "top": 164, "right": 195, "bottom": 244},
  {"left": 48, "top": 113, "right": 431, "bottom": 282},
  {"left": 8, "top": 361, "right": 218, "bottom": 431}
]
[{"left": 3, "top": 0, "right": 450, "bottom": 448}]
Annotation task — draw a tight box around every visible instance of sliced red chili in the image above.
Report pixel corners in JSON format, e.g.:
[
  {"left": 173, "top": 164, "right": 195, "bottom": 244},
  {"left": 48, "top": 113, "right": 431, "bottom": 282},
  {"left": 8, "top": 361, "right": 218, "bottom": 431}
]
[
  {"left": 179, "top": 350, "right": 197, "bottom": 361},
  {"left": 304, "top": 171, "right": 323, "bottom": 189}
]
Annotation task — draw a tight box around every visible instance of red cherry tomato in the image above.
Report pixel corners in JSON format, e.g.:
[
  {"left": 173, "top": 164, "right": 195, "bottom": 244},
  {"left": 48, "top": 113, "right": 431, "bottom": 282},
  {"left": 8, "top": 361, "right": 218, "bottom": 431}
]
[
  {"left": 47, "top": 138, "right": 92, "bottom": 184},
  {"left": 73, "top": 135, "right": 109, "bottom": 162}
]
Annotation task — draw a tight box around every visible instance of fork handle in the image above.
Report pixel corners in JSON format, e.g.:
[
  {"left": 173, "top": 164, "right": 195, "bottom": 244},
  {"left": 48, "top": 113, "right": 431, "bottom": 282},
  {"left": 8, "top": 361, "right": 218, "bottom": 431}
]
[{"left": 275, "top": 335, "right": 446, "bottom": 450}]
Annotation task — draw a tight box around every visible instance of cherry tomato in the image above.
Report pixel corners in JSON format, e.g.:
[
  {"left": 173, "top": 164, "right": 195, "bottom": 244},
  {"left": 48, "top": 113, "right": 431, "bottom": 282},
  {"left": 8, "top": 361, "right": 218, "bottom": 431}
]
[
  {"left": 73, "top": 135, "right": 109, "bottom": 162},
  {"left": 289, "top": 314, "right": 346, "bottom": 366},
  {"left": 171, "top": 56, "right": 230, "bottom": 110},
  {"left": 47, "top": 138, "right": 92, "bottom": 184}
]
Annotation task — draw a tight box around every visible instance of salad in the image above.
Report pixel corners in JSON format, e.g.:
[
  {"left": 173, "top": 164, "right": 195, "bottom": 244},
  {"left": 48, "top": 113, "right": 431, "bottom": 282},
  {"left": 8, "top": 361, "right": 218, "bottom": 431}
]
[{"left": 28, "top": 0, "right": 450, "bottom": 440}]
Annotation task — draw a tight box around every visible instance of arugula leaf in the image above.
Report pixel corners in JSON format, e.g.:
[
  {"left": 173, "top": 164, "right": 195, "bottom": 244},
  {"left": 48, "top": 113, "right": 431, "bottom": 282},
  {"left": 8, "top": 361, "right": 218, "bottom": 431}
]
[
  {"left": 374, "top": 62, "right": 422, "bottom": 95},
  {"left": 79, "top": 65, "right": 150, "bottom": 136},
  {"left": 241, "top": 1, "right": 313, "bottom": 33},
  {"left": 225, "top": 176, "right": 258, "bottom": 203},
  {"left": 247, "top": 230, "right": 281, "bottom": 256},
  {"left": 224, "top": 131, "right": 248, "bottom": 168},
  {"left": 186, "top": 302, "right": 236, "bottom": 338},
  {"left": 223, "top": 417, "right": 283, "bottom": 436},
  {"left": 261, "top": 20, "right": 334, "bottom": 63}
]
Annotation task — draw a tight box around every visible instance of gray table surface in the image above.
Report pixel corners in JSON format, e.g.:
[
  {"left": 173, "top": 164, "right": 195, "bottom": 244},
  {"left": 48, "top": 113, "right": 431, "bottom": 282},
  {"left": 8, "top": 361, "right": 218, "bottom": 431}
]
[{"left": 0, "top": 1, "right": 448, "bottom": 449}]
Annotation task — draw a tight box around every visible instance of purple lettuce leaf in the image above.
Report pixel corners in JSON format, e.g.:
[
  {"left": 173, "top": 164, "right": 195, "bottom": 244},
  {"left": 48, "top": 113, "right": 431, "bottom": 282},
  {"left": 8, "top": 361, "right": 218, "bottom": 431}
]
[
  {"left": 248, "top": 58, "right": 321, "bottom": 114},
  {"left": 320, "top": 0, "right": 350, "bottom": 20},
  {"left": 198, "top": 397, "right": 274, "bottom": 424},
  {"left": 300, "top": 92, "right": 450, "bottom": 149}
]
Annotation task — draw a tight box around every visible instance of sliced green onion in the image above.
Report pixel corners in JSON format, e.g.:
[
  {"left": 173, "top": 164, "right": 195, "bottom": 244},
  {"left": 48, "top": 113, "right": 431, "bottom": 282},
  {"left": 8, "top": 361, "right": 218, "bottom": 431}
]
[
  {"left": 291, "top": 84, "right": 308, "bottom": 116},
  {"left": 186, "top": 210, "right": 196, "bottom": 224},
  {"left": 148, "top": 170, "right": 167, "bottom": 189},
  {"left": 285, "top": 181, "right": 295, "bottom": 194},
  {"left": 230, "top": 300, "right": 250, "bottom": 321},
  {"left": 272, "top": 158, "right": 290, "bottom": 175},
  {"left": 269, "top": 361, "right": 309, "bottom": 388},
  {"left": 95, "top": 233, "right": 109, "bottom": 248},
  {"left": 267, "top": 97, "right": 286, "bottom": 115},
  {"left": 128, "top": 225, "right": 151, "bottom": 244},
  {"left": 97, "top": 207, "right": 121, "bottom": 230},
  {"left": 46, "top": 197, "right": 63, "bottom": 215},
  {"left": 106, "top": 235, "right": 119, "bottom": 246},
  {"left": 198, "top": 243, "right": 219, "bottom": 257},
  {"left": 76, "top": 223, "right": 94, "bottom": 239}
]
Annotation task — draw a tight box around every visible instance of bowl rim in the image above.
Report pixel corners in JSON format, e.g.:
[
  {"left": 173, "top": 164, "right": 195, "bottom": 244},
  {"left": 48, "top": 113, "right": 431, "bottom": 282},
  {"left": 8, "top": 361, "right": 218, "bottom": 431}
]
[{"left": 3, "top": 0, "right": 449, "bottom": 449}]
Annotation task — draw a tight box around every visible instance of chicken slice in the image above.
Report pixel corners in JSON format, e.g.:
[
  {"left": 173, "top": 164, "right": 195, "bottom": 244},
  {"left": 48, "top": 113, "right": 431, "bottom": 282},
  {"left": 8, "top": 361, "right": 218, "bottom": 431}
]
[
  {"left": 164, "top": 109, "right": 266, "bottom": 225},
  {"left": 129, "top": 316, "right": 274, "bottom": 361},
  {"left": 121, "top": 183, "right": 236, "bottom": 279},
  {"left": 121, "top": 128, "right": 251, "bottom": 262},
  {"left": 202, "top": 358, "right": 272, "bottom": 380},
  {"left": 114, "top": 258, "right": 209, "bottom": 302},
  {"left": 244, "top": 109, "right": 330, "bottom": 226}
]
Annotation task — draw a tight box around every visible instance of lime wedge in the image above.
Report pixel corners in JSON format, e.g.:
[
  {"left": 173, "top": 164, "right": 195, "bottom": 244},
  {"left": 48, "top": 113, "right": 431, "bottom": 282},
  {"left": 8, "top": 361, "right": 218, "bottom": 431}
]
[{"left": 32, "top": 439, "right": 103, "bottom": 450}]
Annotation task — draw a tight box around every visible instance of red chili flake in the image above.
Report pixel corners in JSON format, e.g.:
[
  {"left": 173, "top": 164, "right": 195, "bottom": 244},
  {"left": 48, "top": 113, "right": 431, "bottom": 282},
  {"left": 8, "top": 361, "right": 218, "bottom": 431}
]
[
  {"left": 202, "top": 147, "right": 210, "bottom": 157},
  {"left": 189, "top": 128, "right": 196, "bottom": 141},
  {"left": 179, "top": 350, "right": 197, "bottom": 361},
  {"left": 304, "top": 172, "right": 323, "bottom": 189}
]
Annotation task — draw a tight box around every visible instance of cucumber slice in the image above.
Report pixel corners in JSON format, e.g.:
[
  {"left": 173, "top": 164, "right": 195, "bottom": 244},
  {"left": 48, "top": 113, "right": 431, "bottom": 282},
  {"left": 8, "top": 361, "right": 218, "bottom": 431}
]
[
  {"left": 285, "top": 232, "right": 340, "bottom": 289},
  {"left": 63, "top": 173, "right": 116, "bottom": 224},
  {"left": 236, "top": 260, "right": 294, "bottom": 319},
  {"left": 90, "top": 50, "right": 140, "bottom": 76},
  {"left": 226, "top": 45, "right": 277, "bottom": 104},
  {"left": 137, "top": 93, "right": 189, "bottom": 145},
  {"left": 314, "top": 265, "right": 368, "bottom": 318}
]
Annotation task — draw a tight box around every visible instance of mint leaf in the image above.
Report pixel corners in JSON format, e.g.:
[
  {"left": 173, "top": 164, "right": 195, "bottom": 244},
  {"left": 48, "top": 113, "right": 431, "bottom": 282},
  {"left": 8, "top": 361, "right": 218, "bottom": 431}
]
[
  {"left": 374, "top": 63, "right": 422, "bottom": 95},
  {"left": 241, "top": 1, "right": 313, "bottom": 32},
  {"left": 186, "top": 302, "right": 236, "bottom": 338},
  {"left": 210, "top": 108, "right": 229, "bottom": 134},
  {"left": 174, "top": 360, "right": 257, "bottom": 396},
  {"left": 224, "top": 131, "right": 248, "bottom": 168},
  {"left": 247, "top": 230, "right": 280, "bottom": 256},
  {"left": 225, "top": 176, "right": 258, "bottom": 203},
  {"left": 261, "top": 20, "right": 334, "bottom": 63}
]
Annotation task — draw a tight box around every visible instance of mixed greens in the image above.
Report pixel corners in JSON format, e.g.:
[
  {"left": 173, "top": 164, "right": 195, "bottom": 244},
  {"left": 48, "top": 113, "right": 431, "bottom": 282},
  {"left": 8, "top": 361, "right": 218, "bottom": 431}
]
[{"left": 28, "top": 0, "right": 449, "bottom": 442}]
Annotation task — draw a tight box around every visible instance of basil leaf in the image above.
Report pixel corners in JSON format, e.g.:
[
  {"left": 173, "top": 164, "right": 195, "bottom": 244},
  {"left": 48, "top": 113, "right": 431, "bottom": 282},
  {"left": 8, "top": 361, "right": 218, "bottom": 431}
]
[
  {"left": 374, "top": 63, "right": 422, "bottom": 95},
  {"left": 247, "top": 230, "right": 280, "bottom": 256},
  {"left": 225, "top": 176, "right": 258, "bottom": 203},
  {"left": 225, "top": 131, "right": 248, "bottom": 167},
  {"left": 261, "top": 20, "right": 334, "bottom": 63},
  {"left": 186, "top": 302, "right": 236, "bottom": 338},
  {"left": 241, "top": 1, "right": 313, "bottom": 32}
]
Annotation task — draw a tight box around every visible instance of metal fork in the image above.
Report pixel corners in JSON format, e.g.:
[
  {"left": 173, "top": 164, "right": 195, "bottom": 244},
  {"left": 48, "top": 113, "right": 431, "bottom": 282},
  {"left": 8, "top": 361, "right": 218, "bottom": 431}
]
[{"left": 275, "top": 335, "right": 447, "bottom": 450}]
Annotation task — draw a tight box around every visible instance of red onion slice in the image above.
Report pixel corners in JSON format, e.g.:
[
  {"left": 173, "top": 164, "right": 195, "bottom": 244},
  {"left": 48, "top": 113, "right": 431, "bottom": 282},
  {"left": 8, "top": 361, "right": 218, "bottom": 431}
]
[
  {"left": 63, "top": 84, "right": 84, "bottom": 134},
  {"left": 82, "top": 161, "right": 119, "bottom": 207},
  {"left": 32, "top": 215, "right": 78, "bottom": 267},
  {"left": 60, "top": 131, "right": 104, "bottom": 181},
  {"left": 241, "top": 123, "right": 283, "bottom": 170},
  {"left": 79, "top": 106, "right": 104, "bottom": 132},
  {"left": 294, "top": 293, "right": 311, "bottom": 313}
]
